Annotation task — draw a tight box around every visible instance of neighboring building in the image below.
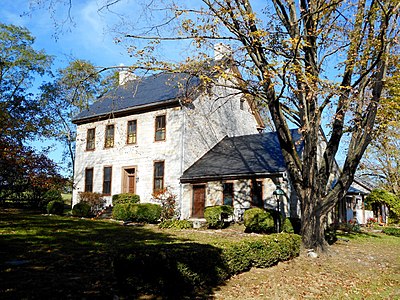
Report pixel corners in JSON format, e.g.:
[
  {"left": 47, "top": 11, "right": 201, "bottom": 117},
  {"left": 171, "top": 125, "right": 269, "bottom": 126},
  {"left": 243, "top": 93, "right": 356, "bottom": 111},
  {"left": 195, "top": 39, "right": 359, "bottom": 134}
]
[
  {"left": 72, "top": 52, "right": 264, "bottom": 218},
  {"left": 335, "top": 179, "right": 374, "bottom": 225}
]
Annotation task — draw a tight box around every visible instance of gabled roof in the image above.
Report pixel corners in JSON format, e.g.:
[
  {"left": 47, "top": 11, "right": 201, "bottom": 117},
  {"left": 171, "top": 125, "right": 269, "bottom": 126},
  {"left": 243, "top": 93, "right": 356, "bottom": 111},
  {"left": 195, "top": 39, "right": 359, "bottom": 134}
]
[
  {"left": 180, "top": 129, "right": 303, "bottom": 183},
  {"left": 72, "top": 73, "right": 200, "bottom": 124}
]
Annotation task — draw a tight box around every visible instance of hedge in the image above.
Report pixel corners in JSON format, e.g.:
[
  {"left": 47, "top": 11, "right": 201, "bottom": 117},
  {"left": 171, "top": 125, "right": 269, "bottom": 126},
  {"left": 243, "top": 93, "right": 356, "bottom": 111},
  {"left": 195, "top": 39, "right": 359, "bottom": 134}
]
[
  {"left": 113, "top": 233, "right": 301, "bottom": 298},
  {"left": 159, "top": 219, "right": 193, "bottom": 229},
  {"left": 112, "top": 203, "right": 162, "bottom": 223},
  {"left": 382, "top": 227, "right": 400, "bottom": 237}
]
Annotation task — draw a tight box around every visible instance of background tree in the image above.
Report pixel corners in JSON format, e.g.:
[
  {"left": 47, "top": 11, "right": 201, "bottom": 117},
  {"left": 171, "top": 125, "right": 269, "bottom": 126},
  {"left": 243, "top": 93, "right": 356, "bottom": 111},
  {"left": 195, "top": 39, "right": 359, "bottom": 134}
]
[
  {"left": 40, "top": 60, "right": 118, "bottom": 178},
  {"left": 359, "top": 57, "right": 400, "bottom": 195},
  {"left": 0, "top": 22, "right": 53, "bottom": 143},
  {"left": 0, "top": 23, "right": 63, "bottom": 205},
  {"left": 37, "top": 0, "right": 399, "bottom": 251}
]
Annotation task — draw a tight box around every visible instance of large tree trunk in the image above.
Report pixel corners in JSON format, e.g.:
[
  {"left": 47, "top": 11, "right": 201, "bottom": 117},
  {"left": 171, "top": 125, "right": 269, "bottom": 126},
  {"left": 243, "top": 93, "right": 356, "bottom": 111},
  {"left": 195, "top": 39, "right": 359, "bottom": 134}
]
[{"left": 301, "top": 196, "right": 328, "bottom": 252}]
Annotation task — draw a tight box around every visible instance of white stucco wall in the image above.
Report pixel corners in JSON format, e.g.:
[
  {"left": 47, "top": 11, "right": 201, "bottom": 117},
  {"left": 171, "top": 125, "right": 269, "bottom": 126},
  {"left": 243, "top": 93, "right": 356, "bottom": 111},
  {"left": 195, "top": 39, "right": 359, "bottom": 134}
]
[
  {"left": 73, "top": 82, "right": 261, "bottom": 216},
  {"left": 73, "top": 106, "right": 184, "bottom": 206}
]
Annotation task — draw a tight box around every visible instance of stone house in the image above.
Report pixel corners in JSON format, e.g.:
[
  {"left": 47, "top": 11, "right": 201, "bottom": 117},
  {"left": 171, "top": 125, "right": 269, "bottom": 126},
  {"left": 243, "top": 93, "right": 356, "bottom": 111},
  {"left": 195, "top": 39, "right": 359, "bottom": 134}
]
[{"left": 72, "top": 55, "right": 267, "bottom": 219}]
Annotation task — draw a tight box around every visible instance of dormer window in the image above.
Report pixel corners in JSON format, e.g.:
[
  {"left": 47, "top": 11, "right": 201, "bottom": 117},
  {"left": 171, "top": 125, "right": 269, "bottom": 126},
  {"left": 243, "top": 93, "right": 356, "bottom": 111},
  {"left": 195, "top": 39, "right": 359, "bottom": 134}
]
[
  {"left": 105, "top": 124, "right": 115, "bottom": 148},
  {"left": 155, "top": 115, "right": 166, "bottom": 141}
]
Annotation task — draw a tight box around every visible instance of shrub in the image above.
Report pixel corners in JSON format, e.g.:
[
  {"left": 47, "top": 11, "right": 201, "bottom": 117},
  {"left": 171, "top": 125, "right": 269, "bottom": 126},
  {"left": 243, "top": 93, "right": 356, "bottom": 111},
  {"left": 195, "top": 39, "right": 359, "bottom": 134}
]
[
  {"left": 282, "top": 218, "right": 294, "bottom": 233},
  {"left": 134, "top": 203, "right": 162, "bottom": 223},
  {"left": 40, "top": 189, "right": 63, "bottom": 210},
  {"left": 112, "top": 203, "right": 132, "bottom": 221},
  {"left": 78, "top": 192, "right": 106, "bottom": 215},
  {"left": 382, "top": 227, "right": 400, "bottom": 237},
  {"left": 159, "top": 219, "right": 193, "bottom": 229},
  {"left": 204, "top": 205, "right": 234, "bottom": 229},
  {"left": 152, "top": 188, "right": 178, "bottom": 220},
  {"left": 112, "top": 203, "right": 162, "bottom": 223},
  {"left": 112, "top": 193, "right": 140, "bottom": 205},
  {"left": 72, "top": 202, "right": 92, "bottom": 217},
  {"left": 243, "top": 208, "right": 275, "bottom": 233},
  {"left": 46, "top": 200, "right": 65, "bottom": 215}
]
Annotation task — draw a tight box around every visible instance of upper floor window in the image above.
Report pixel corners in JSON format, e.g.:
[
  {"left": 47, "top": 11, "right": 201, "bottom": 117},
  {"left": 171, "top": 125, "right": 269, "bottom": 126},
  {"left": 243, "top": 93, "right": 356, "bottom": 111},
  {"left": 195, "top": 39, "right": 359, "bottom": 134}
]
[
  {"left": 105, "top": 124, "right": 115, "bottom": 148},
  {"left": 103, "top": 166, "right": 112, "bottom": 195},
  {"left": 85, "top": 168, "right": 94, "bottom": 192},
  {"left": 86, "top": 128, "right": 95, "bottom": 150},
  {"left": 153, "top": 161, "right": 165, "bottom": 192},
  {"left": 127, "top": 120, "right": 137, "bottom": 144},
  {"left": 155, "top": 115, "right": 166, "bottom": 141}
]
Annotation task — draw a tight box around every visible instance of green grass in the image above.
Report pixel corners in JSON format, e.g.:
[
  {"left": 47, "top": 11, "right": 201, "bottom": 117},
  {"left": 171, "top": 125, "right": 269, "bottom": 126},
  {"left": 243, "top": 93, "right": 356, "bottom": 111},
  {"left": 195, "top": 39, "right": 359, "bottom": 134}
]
[
  {"left": 2, "top": 209, "right": 398, "bottom": 300},
  {"left": 0, "top": 209, "right": 299, "bottom": 299}
]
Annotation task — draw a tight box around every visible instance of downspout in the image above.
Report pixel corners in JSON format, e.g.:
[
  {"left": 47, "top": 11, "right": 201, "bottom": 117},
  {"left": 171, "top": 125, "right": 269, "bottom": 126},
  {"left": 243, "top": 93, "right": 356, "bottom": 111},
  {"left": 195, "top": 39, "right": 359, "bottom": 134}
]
[{"left": 179, "top": 105, "right": 186, "bottom": 219}]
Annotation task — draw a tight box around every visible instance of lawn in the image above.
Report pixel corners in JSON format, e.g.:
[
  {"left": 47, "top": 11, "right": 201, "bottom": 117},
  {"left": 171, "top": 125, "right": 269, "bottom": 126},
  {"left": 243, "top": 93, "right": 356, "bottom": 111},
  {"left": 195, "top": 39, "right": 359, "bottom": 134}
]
[{"left": 0, "top": 209, "right": 399, "bottom": 299}]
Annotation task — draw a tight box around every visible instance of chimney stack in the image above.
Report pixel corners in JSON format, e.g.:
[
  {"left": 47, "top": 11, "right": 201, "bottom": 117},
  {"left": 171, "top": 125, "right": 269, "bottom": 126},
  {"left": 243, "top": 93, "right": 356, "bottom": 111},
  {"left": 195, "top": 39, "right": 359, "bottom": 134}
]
[{"left": 214, "top": 43, "right": 232, "bottom": 61}]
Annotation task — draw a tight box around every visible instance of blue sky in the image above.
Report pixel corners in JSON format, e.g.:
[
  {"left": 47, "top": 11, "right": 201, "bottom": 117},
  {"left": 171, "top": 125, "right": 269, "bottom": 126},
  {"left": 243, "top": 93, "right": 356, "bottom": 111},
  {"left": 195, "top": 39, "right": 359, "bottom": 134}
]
[{"left": 1, "top": 0, "right": 139, "bottom": 174}]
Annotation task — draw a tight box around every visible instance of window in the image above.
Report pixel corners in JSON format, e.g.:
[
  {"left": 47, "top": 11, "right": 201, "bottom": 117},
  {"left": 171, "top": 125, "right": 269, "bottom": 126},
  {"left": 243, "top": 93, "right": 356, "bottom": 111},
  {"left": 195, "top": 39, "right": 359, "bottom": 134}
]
[
  {"left": 153, "top": 161, "right": 164, "bottom": 192},
  {"left": 103, "top": 167, "right": 112, "bottom": 195},
  {"left": 86, "top": 128, "right": 95, "bottom": 150},
  {"left": 251, "top": 181, "right": 263, "bottom": 207},
  {"left": 85, "top": 168, "right": 94, "bottom": 192},
  {"left": 155, "top": 115, "right": 166, "bottom": 141},
  {"left": 223, "top": 183, "right": 234, "bottom": 206},
  {"left": 105, "top": 124, "right": 115, "bottom": 148},
  {"left": 127, "top": 120, "right": 137, "bottom": 144}
]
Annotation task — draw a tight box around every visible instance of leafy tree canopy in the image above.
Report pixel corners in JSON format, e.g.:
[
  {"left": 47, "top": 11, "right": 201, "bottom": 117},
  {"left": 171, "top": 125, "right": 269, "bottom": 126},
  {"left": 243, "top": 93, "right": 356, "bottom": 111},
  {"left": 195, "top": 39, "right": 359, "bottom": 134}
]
[{"left": 0, "top": 22, "right": 54, "bottom": 143}]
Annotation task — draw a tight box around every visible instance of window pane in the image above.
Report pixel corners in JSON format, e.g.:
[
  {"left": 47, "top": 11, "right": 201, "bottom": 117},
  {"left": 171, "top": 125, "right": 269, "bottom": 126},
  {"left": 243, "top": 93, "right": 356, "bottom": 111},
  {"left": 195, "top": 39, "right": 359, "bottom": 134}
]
[
  {"left": 105, "top": 125, "right": 114, "bottom": 148},
  {"left": 223, "top": 183, "right": 234, "bottom": 206},
  {"left": 155, "top": 115, "right": 166, "bottom": 141},
  {"left": 86, "top": 128, "right": 95, "bottom": 150},
  {"left": 153, "top": 161, "right": 164, "bottom": 192},
  {"left": 127, "top": 120, "right": 137, "bottom": 144},
  {"left": 85, "top": 168, "right": 93, "bottom": 192},
  {"left": 103, "top": 167, "right": 112, "bottom": 194},
  {"left": 251, "top": 181, "right": 263, "bottom": 207}
]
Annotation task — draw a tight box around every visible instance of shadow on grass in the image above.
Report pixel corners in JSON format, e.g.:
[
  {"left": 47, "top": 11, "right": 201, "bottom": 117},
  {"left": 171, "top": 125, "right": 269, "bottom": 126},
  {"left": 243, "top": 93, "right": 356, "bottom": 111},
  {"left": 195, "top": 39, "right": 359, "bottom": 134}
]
[{"left": 0, "top": 209, "right": 228, "bottom": 299}]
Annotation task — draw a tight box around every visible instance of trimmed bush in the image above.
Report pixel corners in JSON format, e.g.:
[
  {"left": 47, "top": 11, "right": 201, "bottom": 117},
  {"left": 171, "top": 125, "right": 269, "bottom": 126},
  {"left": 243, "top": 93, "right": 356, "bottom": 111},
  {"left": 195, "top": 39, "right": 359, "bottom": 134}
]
[
  {"left": 112, "top": 193, "right": 140, "bottom": 205},
  {"left": 159, "top": 219, "right": 193, "bottom": 229},
  {"left": 72, "top": 202, "right": 92, "bottom": 217},
  {"left": 382, "top": 227, "right": 400, "bottom": 237},
  {"left": 243, "top": 208, "right": 275, "bottom": 233},
  {"left": 204, "top": 205, "right": 234, "bottom": 229},
  {"left": 46, "top": 200, "right": 65, "bottom": 215},
  {"left": 112, "top": 203, "right": 162, "bottom": 223},
  {"left": 134, "top": 203, "right": 162, "bottom": 223},
  {"left": 112, "top": 203, "right": 132, "bottom": 221},
  {"left": 113, "top": 233, "right": 301, "bottom": 297},
  {"left": 282, "top": 218, "right": 294, "bottom": 233}
]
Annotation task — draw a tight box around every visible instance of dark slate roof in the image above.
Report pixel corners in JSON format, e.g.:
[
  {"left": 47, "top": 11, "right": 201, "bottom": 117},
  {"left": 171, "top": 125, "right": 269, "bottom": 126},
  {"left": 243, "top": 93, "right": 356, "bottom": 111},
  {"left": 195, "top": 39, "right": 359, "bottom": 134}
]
[
  {"left": 72, "top": 72, "right": 200, "bottom": 123},
  {"left": 180, "top": 129, "right": 303, "bottom": 183}
]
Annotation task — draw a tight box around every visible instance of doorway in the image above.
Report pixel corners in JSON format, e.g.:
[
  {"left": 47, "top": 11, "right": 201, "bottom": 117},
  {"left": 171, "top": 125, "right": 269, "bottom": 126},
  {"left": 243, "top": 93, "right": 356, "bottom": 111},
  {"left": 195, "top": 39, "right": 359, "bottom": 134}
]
[
  {"left": 122, "top": 167, "right": 136, "bottom": 194},
  {"left": 192, "top": 185, "right": 205, "bottom": 218}
]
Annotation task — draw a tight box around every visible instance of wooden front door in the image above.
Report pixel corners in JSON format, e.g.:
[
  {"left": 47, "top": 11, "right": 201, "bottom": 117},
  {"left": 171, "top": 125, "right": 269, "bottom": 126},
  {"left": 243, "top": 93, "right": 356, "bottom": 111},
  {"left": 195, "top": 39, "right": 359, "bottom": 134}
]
[
  {"left": 192, "top": 185, "right": 205, "bottom": 218},
  {"left": 123, "top": 168, "right": 136, "bottom": 194}
]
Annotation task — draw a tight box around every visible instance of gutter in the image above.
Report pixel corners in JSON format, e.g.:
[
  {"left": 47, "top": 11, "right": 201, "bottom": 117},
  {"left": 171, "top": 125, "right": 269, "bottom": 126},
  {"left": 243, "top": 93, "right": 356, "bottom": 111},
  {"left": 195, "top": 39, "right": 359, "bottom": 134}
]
[
  {"left": 72, "top": 98, "right": 180, "bottom": 125},
  {"left": 180, "top": 171, "right": 286, "bottom": 184}
]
